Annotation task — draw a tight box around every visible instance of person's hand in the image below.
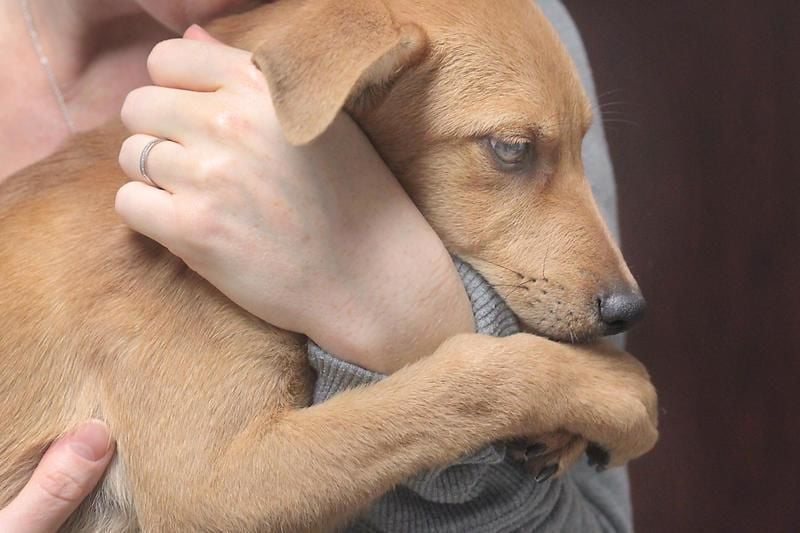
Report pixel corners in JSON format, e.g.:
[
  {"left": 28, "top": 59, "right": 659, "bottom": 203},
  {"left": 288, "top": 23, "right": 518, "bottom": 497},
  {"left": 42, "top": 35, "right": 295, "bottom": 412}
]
[
  {"left": 0, "top": 420, "right": 114, "bottom": 533},
  {"left": 116, "top": 26, "right": 474, "bottom": 373}
]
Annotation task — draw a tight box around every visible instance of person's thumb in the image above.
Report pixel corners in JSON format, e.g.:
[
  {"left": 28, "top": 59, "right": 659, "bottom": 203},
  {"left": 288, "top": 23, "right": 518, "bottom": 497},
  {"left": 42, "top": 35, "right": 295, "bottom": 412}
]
[{"left": 0, "top": 420, "right": 114, "bottom": 533}]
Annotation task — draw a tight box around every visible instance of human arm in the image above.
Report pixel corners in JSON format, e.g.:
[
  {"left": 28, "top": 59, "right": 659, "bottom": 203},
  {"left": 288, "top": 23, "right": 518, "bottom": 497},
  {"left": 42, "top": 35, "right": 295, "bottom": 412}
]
[{"left": 115, "top": 26, "right": 474, "bottom": 374}]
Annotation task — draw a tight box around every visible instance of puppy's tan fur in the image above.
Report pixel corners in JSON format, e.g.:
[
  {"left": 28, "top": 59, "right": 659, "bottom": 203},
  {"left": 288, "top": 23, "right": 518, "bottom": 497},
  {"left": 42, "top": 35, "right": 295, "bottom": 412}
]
[{"left": 0, "top": 1, "right": 658, "bottom": 531}]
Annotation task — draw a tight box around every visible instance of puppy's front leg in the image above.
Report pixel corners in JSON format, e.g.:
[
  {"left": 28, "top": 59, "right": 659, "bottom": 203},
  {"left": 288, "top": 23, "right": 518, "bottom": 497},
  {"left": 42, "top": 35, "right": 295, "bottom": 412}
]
[{"left": 133, "top": 333, "right": 657, "bottom": 532}]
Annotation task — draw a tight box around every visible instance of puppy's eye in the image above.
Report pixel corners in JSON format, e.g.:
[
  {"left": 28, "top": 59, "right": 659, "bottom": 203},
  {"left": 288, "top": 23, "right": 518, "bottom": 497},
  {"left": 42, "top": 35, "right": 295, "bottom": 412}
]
[{"left": 488, "top": 137, "right": 532, "bottom": 167}]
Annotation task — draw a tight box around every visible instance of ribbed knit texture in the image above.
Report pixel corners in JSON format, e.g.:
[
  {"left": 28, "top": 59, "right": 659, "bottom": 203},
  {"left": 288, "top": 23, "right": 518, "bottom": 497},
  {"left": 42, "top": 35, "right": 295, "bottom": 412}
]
[{"left": 307, "top": 258, "right": 632, "bottom": 532}]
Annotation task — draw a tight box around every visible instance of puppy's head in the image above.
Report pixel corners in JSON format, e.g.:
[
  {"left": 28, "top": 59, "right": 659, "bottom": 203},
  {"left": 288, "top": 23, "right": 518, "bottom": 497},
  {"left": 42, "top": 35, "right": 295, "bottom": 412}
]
[{"left": 250, "top": 0, "right": 644, "bottom": 342}]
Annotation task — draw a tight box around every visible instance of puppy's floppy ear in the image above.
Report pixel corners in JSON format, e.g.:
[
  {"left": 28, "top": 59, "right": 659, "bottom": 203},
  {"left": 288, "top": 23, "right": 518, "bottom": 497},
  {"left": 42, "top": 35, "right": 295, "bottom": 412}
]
[{"left": 252, "top": 0, "right": 427, "bottom": 145}]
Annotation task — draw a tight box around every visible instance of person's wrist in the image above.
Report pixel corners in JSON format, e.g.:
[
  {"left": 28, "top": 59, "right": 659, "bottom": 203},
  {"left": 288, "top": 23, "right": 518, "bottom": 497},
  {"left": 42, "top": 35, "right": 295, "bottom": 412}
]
[{"left": 308, "top": 240, "right": 474, "bottom": 374}]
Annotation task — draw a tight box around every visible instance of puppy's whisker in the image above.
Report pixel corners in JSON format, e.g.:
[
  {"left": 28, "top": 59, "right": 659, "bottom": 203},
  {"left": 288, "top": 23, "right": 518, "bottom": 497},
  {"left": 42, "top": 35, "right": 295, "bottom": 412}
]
[
  {"left": 541, "top": 244, "right": 550, "bottom": 282},
  {"left": 537, "top": 111, "right": 579, "bottom": 130},
  {"left": 596, "top": 88, "right": 627, "bottom": 101},
  {"left": 496, "top": 274, "right": 540, "bottom": 302},
  {"left": 594, "top": 107, "right": 635, "bottom": 123},
  {"left": 597, "top": 101, "right": 635, "bottom": 110},
  {"left": 475, "top": 257, "right": 527, "bottom": 279},
  {"left": 497, "top": 286, "right": 516, "bottom": 298},
  {"left": 601, "top": 118, "right": 639, "bottom": 128}
]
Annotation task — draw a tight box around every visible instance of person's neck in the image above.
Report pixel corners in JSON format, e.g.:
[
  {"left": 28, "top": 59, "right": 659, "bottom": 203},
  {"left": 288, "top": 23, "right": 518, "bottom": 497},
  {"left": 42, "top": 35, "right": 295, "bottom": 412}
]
[
  {"left": 15, "top": 0, "right": 176, "bottom": 130},
  {"left": 0, "top": 0, "right": 176, "bottom": 178}
]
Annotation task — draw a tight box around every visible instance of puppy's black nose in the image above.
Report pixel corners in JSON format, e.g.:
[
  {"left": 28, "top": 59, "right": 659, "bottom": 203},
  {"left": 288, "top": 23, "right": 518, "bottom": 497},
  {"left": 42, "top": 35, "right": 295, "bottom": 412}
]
[{"left": 597, "top": 290, "right": 647, "bottom": 334}]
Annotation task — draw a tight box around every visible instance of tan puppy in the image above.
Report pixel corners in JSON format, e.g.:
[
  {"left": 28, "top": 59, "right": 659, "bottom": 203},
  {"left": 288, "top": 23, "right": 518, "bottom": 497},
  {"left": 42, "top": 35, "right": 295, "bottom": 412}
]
[{"left": 0, "top": 0, "right": 658, "bottom": 531}]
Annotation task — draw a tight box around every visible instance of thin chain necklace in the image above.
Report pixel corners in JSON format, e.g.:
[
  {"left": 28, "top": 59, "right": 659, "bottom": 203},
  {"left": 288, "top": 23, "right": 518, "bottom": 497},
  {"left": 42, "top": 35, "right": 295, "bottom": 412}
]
[{"left": 20, "top": 0, "right": 76, "bottom": 133}]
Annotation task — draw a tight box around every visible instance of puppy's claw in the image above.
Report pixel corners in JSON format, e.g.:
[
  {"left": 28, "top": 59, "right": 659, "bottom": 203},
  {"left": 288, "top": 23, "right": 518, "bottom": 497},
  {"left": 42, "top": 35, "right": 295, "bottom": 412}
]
[
  {"left": 535, "top": 464, "right": 559, "bottom": 483},
  {"left": 586, "top": 443, "right": 610, "bottom": 468},
  {"left": 525, "top": 442, "right": 547, "bottom": 457}
]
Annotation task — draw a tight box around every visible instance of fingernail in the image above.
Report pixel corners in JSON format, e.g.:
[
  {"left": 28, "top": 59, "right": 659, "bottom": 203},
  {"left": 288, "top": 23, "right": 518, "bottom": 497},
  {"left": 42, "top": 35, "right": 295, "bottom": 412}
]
[
  {"left": 66, "top": 420, "right": 111, "bottom": 462},
  {"left": 535, "top": 463, "right": 559, "bottom": 483},
  {"left": 525, "top": 442, "right": 547, "bottom": 457},
  {"left": 183, "top": 24, "right": 200, "bottom": 38}
]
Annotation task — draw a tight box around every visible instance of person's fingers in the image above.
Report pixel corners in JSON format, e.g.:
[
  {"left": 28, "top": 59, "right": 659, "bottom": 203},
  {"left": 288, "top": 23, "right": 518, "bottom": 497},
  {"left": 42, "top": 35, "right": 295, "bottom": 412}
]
[
  {"left": 0, "top": 421, "right": 114, "bottom": 533},
  {"left": 146, "top": 35, "right": 250, "bottom": 92},
  {"left": 120, "top": 85, "right": 206, "bottom": 142},
  {"left": 115, "top": 181, "right": 179, "bottom": 248},
  {"left": 119, "top": 134, "right": 191, "bottom": 191}
]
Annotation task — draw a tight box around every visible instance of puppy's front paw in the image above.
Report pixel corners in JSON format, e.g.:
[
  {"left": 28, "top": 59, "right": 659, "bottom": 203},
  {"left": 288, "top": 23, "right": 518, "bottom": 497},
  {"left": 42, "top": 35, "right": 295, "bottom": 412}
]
[
  {"left": 561, "top": 341, "right": 660, "bottom": 468},
  {"left": 508, "top": 431, "right": 587, "bottom": 482}
]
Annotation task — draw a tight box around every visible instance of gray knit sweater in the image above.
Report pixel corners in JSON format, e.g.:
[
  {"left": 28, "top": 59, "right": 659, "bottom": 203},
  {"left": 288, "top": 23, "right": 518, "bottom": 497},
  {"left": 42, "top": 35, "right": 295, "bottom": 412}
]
[
  {"left": 309, "top": 260, "right": 631, "bottom": 533},
  {"left": 307, "top": 2, "right": 633, "bottom": 531}
]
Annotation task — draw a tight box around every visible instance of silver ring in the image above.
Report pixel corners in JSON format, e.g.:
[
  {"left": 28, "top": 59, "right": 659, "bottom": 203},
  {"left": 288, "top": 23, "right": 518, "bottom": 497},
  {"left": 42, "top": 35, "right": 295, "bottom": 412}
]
[{"left": 139, "top": 138, "right": 165, "bottom": 188}]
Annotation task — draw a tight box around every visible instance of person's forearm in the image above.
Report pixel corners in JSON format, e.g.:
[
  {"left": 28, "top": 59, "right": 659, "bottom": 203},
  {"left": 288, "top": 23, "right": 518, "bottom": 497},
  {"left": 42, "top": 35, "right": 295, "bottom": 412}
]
[{"left": 305, "top": 217, "right": 475, "bottom": 375}]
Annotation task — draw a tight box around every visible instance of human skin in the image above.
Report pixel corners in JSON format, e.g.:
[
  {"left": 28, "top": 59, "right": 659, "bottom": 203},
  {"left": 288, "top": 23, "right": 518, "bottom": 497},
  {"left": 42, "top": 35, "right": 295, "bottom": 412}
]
[
  {"left": 1, "top": 0, "right": 474, "bottom": 370},
  {"left": 117, "top": 26, "right": 475, "bottom": 371},
  {"left": 0, "top": 421, "right": 114, "bottom": 533}
]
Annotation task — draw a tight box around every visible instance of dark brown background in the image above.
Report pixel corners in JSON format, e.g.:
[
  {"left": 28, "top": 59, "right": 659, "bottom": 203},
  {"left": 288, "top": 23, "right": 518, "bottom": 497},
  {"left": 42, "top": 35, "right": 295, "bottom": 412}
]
[{"left": 561, "top": 1, "right": 800, "bottom": 532}]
